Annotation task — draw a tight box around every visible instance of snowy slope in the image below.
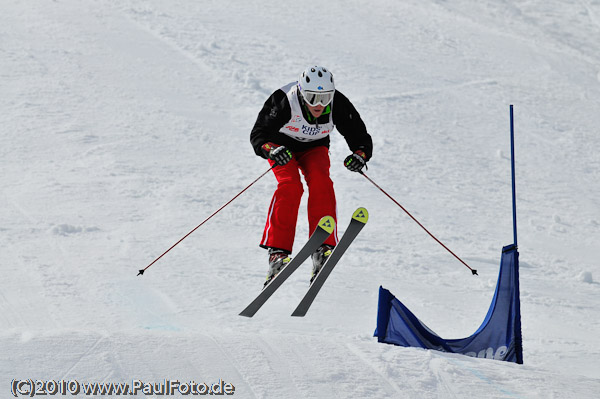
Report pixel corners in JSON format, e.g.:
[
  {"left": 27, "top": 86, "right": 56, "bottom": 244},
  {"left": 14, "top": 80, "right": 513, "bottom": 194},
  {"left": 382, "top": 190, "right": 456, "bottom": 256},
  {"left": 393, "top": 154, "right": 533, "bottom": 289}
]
[{"left": 1, "top": 0, "right": 599, "bottom": 398}]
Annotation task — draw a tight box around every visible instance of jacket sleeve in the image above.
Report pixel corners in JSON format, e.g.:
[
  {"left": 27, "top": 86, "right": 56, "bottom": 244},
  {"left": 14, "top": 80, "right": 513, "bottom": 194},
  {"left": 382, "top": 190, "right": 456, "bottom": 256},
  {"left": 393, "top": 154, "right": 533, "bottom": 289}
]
[
  {"left": 250, "top": 90, "right": 291, "bottom": 158},
  {"left": 332, "top": 91, "right": 373, "bottom": 161}
]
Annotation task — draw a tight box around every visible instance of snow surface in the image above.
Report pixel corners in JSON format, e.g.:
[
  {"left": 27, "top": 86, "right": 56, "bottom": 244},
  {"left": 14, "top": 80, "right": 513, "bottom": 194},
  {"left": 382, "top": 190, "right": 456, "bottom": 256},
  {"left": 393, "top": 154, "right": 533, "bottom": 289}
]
[{"left": 2, "top": 0, "right": 599, "bottom": 398}]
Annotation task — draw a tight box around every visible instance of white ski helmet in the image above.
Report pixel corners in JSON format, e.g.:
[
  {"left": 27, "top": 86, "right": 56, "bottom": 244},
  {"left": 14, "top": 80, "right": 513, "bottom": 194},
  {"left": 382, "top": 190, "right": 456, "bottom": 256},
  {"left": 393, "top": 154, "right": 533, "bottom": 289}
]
[{"left": 297, "top": 66, "right": 335, "bottom": 107}]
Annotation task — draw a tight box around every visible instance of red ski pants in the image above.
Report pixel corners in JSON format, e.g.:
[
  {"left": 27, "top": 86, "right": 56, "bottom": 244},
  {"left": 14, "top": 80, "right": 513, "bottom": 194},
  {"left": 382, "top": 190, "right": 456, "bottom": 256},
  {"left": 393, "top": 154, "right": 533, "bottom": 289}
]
[{"left": 261, "top": 146, "right": 338, "bottom": 253}]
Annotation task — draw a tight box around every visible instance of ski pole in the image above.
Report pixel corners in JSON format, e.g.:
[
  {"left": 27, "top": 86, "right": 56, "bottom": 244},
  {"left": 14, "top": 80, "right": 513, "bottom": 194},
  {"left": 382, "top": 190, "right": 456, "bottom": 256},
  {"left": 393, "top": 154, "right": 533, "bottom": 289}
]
[
  {"left": 138, "top": 165, "right": 275, "bottom": 276},
  {"left": 358, "top": 171, "right": 477, "bottom": 275}
]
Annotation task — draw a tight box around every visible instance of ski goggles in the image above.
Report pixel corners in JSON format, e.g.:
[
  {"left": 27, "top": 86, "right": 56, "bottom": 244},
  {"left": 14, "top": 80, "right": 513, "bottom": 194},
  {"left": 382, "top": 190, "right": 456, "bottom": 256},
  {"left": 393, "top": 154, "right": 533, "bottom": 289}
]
[{"left": 300, "top": 90, "right": 335, "bottom": 107}]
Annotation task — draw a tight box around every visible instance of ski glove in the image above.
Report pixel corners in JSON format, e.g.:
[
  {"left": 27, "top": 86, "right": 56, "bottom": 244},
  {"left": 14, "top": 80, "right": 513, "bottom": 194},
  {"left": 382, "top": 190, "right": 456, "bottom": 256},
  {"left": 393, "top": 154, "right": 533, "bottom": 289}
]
[
  {"left": 344, "top": 150, "right": 367, "bottom": 172},
  {"left": 262, "top": 142, "right": 292, "bottom": 166}
]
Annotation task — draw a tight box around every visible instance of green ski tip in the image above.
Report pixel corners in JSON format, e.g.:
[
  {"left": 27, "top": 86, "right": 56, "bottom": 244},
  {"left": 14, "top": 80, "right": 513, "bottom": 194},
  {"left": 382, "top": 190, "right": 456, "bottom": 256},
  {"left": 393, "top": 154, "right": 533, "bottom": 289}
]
[
  {"left": 352, "top": 207, "right": 369, "bottom": 223},
  {"left": 318, "top": 215, "right": 336, "bottom": 234}
]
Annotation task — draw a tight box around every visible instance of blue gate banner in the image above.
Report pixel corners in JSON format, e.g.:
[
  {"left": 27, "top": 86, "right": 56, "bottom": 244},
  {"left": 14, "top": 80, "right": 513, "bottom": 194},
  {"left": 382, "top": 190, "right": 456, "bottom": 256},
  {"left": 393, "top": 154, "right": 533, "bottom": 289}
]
[{"left": 375, "top": 244, "right": 523, "bottom": 364}]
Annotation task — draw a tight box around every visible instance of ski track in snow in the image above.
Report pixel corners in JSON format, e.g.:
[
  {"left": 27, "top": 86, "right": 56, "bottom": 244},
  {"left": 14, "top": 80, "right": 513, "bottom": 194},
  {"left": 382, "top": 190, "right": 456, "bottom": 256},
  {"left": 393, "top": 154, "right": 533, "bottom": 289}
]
[{"left": 2, "top": 0, "right": 600, "bottom": 398}]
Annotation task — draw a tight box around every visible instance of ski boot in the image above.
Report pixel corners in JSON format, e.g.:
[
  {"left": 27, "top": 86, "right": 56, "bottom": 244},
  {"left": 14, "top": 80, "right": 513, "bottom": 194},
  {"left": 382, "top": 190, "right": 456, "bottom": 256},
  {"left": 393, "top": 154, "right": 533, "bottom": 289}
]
[
  {"left": 264, "top": 249, "right": 291, "bottom": 288},
  {"left": 310, "top": 244, "right": 334, "bottom": 284}
]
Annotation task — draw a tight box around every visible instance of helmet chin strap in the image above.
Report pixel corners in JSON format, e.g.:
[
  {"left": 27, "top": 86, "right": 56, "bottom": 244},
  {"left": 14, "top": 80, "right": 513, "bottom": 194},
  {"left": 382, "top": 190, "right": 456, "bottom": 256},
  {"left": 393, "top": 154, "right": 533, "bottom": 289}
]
[{"left": 305, "top": 105, "right": 316, "bottom": 122}]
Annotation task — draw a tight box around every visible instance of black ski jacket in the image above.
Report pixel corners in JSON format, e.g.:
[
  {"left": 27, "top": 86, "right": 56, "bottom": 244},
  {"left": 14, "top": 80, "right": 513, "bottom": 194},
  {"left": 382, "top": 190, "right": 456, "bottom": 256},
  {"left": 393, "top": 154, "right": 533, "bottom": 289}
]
[{"left": 250, "top": 88, "right": 373, "bottom": 160}]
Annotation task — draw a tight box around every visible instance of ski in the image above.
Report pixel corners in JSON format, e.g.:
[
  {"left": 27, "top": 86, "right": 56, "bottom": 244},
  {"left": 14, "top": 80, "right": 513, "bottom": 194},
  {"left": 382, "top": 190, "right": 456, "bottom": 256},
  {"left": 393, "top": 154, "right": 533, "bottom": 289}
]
[
  {"left": 239, "top": 215, "right": 336, "bottom": 317},
  {"left": 291, "top": 207, "right": 368, "bottom": 317}
]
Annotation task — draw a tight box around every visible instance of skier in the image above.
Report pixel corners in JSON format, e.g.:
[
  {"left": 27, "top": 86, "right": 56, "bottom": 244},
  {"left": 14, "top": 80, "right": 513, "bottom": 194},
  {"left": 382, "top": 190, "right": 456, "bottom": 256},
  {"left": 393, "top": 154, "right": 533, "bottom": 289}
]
[{"left": 250, "top": 66, "right": 373, "bottom": 286}]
